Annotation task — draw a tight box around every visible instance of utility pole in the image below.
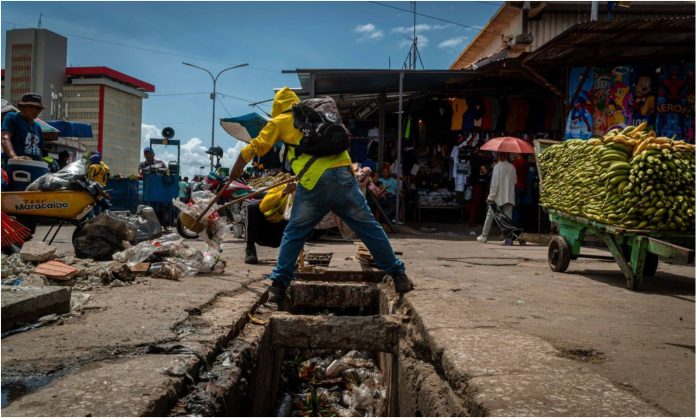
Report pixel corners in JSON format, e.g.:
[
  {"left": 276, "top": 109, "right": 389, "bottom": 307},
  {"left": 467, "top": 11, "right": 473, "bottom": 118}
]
[{"left": 182, "top": 62, "right": 248, "bottom": 169}]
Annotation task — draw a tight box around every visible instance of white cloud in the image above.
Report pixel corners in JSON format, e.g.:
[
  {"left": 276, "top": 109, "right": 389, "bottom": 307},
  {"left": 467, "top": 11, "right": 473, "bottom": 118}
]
[
  {"left": 438, "top": 36, "right": 469, "bottom": 49},
  {"left": 354, "top": 23, "right": 384, "bottom": 42},
  {"left": 391, "top": 24, "right": 432, "bottom": 34},
  {"left": 141, "top": 123, "right": 243, "bottom": 179},
  {"left": 391, "top": 23, "right": 451, "bottom": 34},
  {"left": 398, "top": 34, "right": 429, "bottom": 49}
]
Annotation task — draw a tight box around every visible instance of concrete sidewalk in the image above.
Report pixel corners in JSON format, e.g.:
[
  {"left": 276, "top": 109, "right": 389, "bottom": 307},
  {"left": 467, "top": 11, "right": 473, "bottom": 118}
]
[{"left": 1, "top": 225, "right": 693, "bottom": 416}]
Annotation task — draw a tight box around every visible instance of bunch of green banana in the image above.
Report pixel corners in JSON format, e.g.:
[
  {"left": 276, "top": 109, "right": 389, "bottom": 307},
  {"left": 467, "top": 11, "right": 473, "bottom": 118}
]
[{"left": 538, "top": 123, "right": 695, "bottom": 231}]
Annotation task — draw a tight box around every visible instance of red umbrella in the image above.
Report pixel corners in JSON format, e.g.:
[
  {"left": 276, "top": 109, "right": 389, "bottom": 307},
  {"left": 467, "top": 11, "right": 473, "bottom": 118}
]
[{"left": 479, "top": 136, "right": 534, "bottom": 154}]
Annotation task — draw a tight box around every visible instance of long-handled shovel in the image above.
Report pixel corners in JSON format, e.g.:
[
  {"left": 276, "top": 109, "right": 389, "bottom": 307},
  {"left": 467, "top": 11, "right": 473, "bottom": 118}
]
[{"left": 179, "top": 176, "right": 296, "bottom": 233}]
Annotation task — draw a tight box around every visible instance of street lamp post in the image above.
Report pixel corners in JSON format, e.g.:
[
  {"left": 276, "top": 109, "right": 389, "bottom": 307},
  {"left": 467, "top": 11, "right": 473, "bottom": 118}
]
[{"left": 183, "top": 62, "right": 248, "bottom": 169}]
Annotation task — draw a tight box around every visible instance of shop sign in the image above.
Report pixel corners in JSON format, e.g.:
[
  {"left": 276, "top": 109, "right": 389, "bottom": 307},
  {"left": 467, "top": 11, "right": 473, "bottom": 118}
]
[{"left": 354, "top": 99, "right": 380, "bottom": 120}]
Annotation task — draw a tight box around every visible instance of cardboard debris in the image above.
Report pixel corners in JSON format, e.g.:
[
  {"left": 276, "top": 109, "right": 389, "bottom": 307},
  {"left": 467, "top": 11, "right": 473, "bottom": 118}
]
[
  {"left": 129, "top": 262, "right": 151, "bottom": 274},
  {"left": 34, "top": 260, "right": 78, "bottom": 281}
]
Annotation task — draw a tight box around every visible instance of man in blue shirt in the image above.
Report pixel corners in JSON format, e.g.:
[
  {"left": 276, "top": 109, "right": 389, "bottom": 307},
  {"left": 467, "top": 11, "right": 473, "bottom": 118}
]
[{"left": 1, "top": 93, "right": 45, "bottom": 165}]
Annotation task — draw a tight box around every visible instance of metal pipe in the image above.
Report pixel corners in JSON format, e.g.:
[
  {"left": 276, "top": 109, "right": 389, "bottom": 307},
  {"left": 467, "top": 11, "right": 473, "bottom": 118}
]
[
  {"left": 395, "top": 71, "right": 404, "bottom": 226},
  {"left": 591, "top": 1, "right": 598, "bottom": 21}
]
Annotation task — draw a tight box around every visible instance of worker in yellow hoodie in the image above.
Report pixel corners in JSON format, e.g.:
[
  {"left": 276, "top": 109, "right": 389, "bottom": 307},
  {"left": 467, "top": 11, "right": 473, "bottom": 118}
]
[
  {"left": 230, "top": 87, "right": 412, "bottom": 303},
  {"left": 244, "top": 183, "right": 291, "bottom": 265}
]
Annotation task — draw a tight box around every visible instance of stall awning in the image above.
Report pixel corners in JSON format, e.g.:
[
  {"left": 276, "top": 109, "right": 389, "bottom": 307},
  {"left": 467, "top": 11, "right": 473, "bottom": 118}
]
[
  {"left": 281, "top": 69, "right": 481, "bottom": 96},
  {"left": 522, "top": 16, "right": 695, "bottom": 66},
  {"left": 46, "top": 120, "right": 94, "bottom": 138}
]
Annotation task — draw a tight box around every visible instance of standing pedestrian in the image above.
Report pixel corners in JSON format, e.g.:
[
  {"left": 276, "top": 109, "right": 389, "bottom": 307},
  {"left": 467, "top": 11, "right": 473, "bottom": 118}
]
[
  {"left": 477, "top": 152, "right": 516, "bottom": 244},
  {"left": 229, "top": 87, "right": 412, "bottom": 304},
  {"left": 179, "top": 176, "right": 189, "bottom": 203}
]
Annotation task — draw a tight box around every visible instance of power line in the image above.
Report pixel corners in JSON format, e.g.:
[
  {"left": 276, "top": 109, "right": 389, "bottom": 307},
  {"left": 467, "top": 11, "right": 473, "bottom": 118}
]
[
  {"left": 216, "top": 96, "right": 233, "bottom": 117},
  {"left": 149, "top": 92, "right": 208, "bottom": 97},
  {"left": 2, "top": 19, "right": 285, "bottom": 72},
  {"left": 368, "top": 2, "right": 500, "bottom": 35}
]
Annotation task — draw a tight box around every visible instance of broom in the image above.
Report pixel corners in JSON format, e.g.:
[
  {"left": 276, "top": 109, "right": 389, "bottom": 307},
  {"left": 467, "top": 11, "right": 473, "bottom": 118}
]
[{"left": 1, "top": 213, "right": 32, "bottom": 249}]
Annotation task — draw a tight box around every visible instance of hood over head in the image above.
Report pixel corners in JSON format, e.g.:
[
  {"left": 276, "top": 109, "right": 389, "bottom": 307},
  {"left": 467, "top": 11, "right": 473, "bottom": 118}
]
[{"left": 272, "top": 87, "right": 301, "bottom": 117}]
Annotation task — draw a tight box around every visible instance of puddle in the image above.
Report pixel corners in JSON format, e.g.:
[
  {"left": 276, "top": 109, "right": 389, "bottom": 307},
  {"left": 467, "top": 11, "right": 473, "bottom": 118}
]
[{"left": 1, "top": 376, "right": 53, "bottom": 408}]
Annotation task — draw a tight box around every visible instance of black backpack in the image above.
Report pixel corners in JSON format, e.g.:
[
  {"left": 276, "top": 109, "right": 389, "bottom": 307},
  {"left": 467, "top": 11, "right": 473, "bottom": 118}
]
[{"left": 291, "top": 97, "right": 350, "bottom": 157}]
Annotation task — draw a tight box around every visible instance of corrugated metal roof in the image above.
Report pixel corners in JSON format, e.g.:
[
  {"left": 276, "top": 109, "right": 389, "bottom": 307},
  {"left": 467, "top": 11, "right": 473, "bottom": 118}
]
[
  {"left": 523, "top": 16, "right": 695, "bottom": 66},
  {"left": 451, "top": 1, "right": 695, "bottom": 70}
]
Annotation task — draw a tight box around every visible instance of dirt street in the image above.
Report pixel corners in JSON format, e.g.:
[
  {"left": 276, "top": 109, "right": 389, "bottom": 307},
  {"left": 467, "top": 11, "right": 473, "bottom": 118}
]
[{"left": 1, "top": 223, "right": 693, "bottom": 416}]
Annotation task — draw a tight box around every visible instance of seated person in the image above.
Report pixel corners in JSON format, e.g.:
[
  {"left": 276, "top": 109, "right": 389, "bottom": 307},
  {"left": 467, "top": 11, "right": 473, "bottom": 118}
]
[
  {"left": 375, "top": 165, "right": 397, "bottom": 218},
  {"left": 244, "top": 181, "right": 295, "bottom": 264}
]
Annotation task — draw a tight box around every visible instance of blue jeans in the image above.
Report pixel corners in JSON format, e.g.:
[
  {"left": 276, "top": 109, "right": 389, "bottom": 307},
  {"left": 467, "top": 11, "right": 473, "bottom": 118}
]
[
  {"left": 512, "top": 188, "right": 525, "bottom": 226},
  {"left": 270, "top": 166, "right": 405, "bottom": 287}
]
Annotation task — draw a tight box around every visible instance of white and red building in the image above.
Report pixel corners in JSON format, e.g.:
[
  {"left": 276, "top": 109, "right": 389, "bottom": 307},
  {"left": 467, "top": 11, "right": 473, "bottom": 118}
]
[{"left": 2, "top": 28, "right": 155, "bottom": 176}]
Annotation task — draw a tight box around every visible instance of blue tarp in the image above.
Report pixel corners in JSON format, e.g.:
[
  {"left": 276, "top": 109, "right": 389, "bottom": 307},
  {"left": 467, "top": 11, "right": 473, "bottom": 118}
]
[{"left": 46, "top": 120, "right": 94, "bottom": 138}]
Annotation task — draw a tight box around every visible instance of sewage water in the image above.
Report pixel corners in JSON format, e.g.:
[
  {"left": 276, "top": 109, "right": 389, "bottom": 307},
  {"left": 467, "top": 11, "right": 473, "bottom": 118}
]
[{"left": 1, "top": 376, "right": 52, "bottom": 408}]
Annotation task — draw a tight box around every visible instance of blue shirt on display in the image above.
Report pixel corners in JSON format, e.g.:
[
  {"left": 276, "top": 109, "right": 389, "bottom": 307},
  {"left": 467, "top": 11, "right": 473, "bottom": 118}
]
[{"left": 1, "top": 112, "right": 43, "bottom": 162}]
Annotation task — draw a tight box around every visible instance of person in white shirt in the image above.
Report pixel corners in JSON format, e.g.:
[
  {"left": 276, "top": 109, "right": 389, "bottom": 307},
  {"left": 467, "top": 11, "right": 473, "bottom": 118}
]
[{"left": 477, "top": 152, "right": 516, "bottom": 243}]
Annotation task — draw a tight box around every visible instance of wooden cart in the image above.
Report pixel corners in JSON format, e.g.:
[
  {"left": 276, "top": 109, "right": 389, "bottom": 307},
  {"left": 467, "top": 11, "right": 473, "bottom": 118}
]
[{"left": 547, "top": 208, "right": 694, "bottom": 290}]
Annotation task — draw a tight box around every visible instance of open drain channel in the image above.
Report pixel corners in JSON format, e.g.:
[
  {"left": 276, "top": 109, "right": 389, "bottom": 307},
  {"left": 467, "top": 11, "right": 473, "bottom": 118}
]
[{"left": 169, "top": 271, "right": 470, "bottom": 416}]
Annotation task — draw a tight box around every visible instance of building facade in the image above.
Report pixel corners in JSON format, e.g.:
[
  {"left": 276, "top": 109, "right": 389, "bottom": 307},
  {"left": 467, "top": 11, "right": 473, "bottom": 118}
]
[{"left": 2, "top": 28, "right": 154, "bottom": 176}]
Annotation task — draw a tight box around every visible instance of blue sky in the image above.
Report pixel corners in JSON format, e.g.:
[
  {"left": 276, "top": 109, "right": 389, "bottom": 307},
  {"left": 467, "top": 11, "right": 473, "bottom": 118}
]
[{"left": 1, "top": 1, "right": 501, "bottom": 177}]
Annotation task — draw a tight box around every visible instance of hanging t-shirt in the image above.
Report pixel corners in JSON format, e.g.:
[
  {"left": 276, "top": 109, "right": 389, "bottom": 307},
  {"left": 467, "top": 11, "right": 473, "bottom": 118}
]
[
  {"left": 506, "top": 98, "right": 519, "bottom": 132},
  {"left": 481, "top": 97, "right": 494, "bottom": 130},
  {"left": 450, "top": 98, "right": 468, "bottom": 131},
  {"left": 516, "top": 99, "right": 530, "bottom": 132},
  {"left": 463, "top": 97, "right": 485, "bottom": 131},
  {"left": 489, "top": 98, "right": 502, "bottom": 131}
]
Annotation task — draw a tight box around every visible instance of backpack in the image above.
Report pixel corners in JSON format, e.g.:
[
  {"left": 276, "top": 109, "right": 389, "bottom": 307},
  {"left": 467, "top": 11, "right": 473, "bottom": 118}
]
[{"left": 291, "top": 97, "right": 350, "bottom": 158}]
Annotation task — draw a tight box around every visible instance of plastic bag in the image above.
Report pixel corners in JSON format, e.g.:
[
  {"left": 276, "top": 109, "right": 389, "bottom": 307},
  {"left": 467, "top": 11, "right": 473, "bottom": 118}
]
[
  {"left": 283, "top": 192, "right": 294, "bottom": 221},
  {"left": 26, "top": 159, "right": 87, "bottom": 191},
  {"left": 112, "top": 242, "right": 158, "bottom": 266},
  {"left": 199, "top": 247, "right": 221, "bottom": 273}
]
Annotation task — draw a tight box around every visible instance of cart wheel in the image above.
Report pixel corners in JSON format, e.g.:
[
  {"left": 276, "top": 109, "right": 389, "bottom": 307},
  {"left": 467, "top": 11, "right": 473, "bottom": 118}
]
[
  {"left": 644, "top": 253, "right": 659, "bottom": 277},
  {"left": 548, "top": 236, "right": 571, "bottom": 272}
]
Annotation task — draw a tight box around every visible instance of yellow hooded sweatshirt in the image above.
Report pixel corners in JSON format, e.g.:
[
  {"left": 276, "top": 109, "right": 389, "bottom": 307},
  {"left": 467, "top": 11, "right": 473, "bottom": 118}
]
[{"left": 239, "top": 87, "right": 351, "bottom": 191}]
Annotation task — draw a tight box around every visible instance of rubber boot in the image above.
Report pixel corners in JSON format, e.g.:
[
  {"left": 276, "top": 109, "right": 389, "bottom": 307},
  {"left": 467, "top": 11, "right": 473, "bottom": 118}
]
[{"left": 244, "top": 242, "right": 258, "bottom": 264}]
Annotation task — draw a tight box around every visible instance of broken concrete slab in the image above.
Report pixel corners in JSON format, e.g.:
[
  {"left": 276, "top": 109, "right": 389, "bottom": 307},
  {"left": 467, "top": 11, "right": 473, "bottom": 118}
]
[
  {"left": 19, "top": 241, "right": 57, "bottom": 263},
  {"left": 1, "top": 286, "right": 71, "bottom": 332}
]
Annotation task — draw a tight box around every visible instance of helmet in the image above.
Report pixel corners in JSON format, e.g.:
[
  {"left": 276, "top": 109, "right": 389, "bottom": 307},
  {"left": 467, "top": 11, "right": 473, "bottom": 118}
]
[
  {"left": 90, "top": 152, "right": 102, "bottom": 164},
  {"left": 206, "top": 146, "right": 223, "bottom": 158}
]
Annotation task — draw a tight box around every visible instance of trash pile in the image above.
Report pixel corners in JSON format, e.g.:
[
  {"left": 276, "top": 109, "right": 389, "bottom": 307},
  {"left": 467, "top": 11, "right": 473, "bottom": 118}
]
[
  {"left": 276, "top": 350, "right": 387, "bottom": 417},
  {"left": 112, "top": 233, "right": 225, "bottom": 280},
  {"left": 73, "top": 208, "right": 162, "bottom": 260},
  {"left": 2, "top": 234, "right": 225, "bottom": 291}
]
